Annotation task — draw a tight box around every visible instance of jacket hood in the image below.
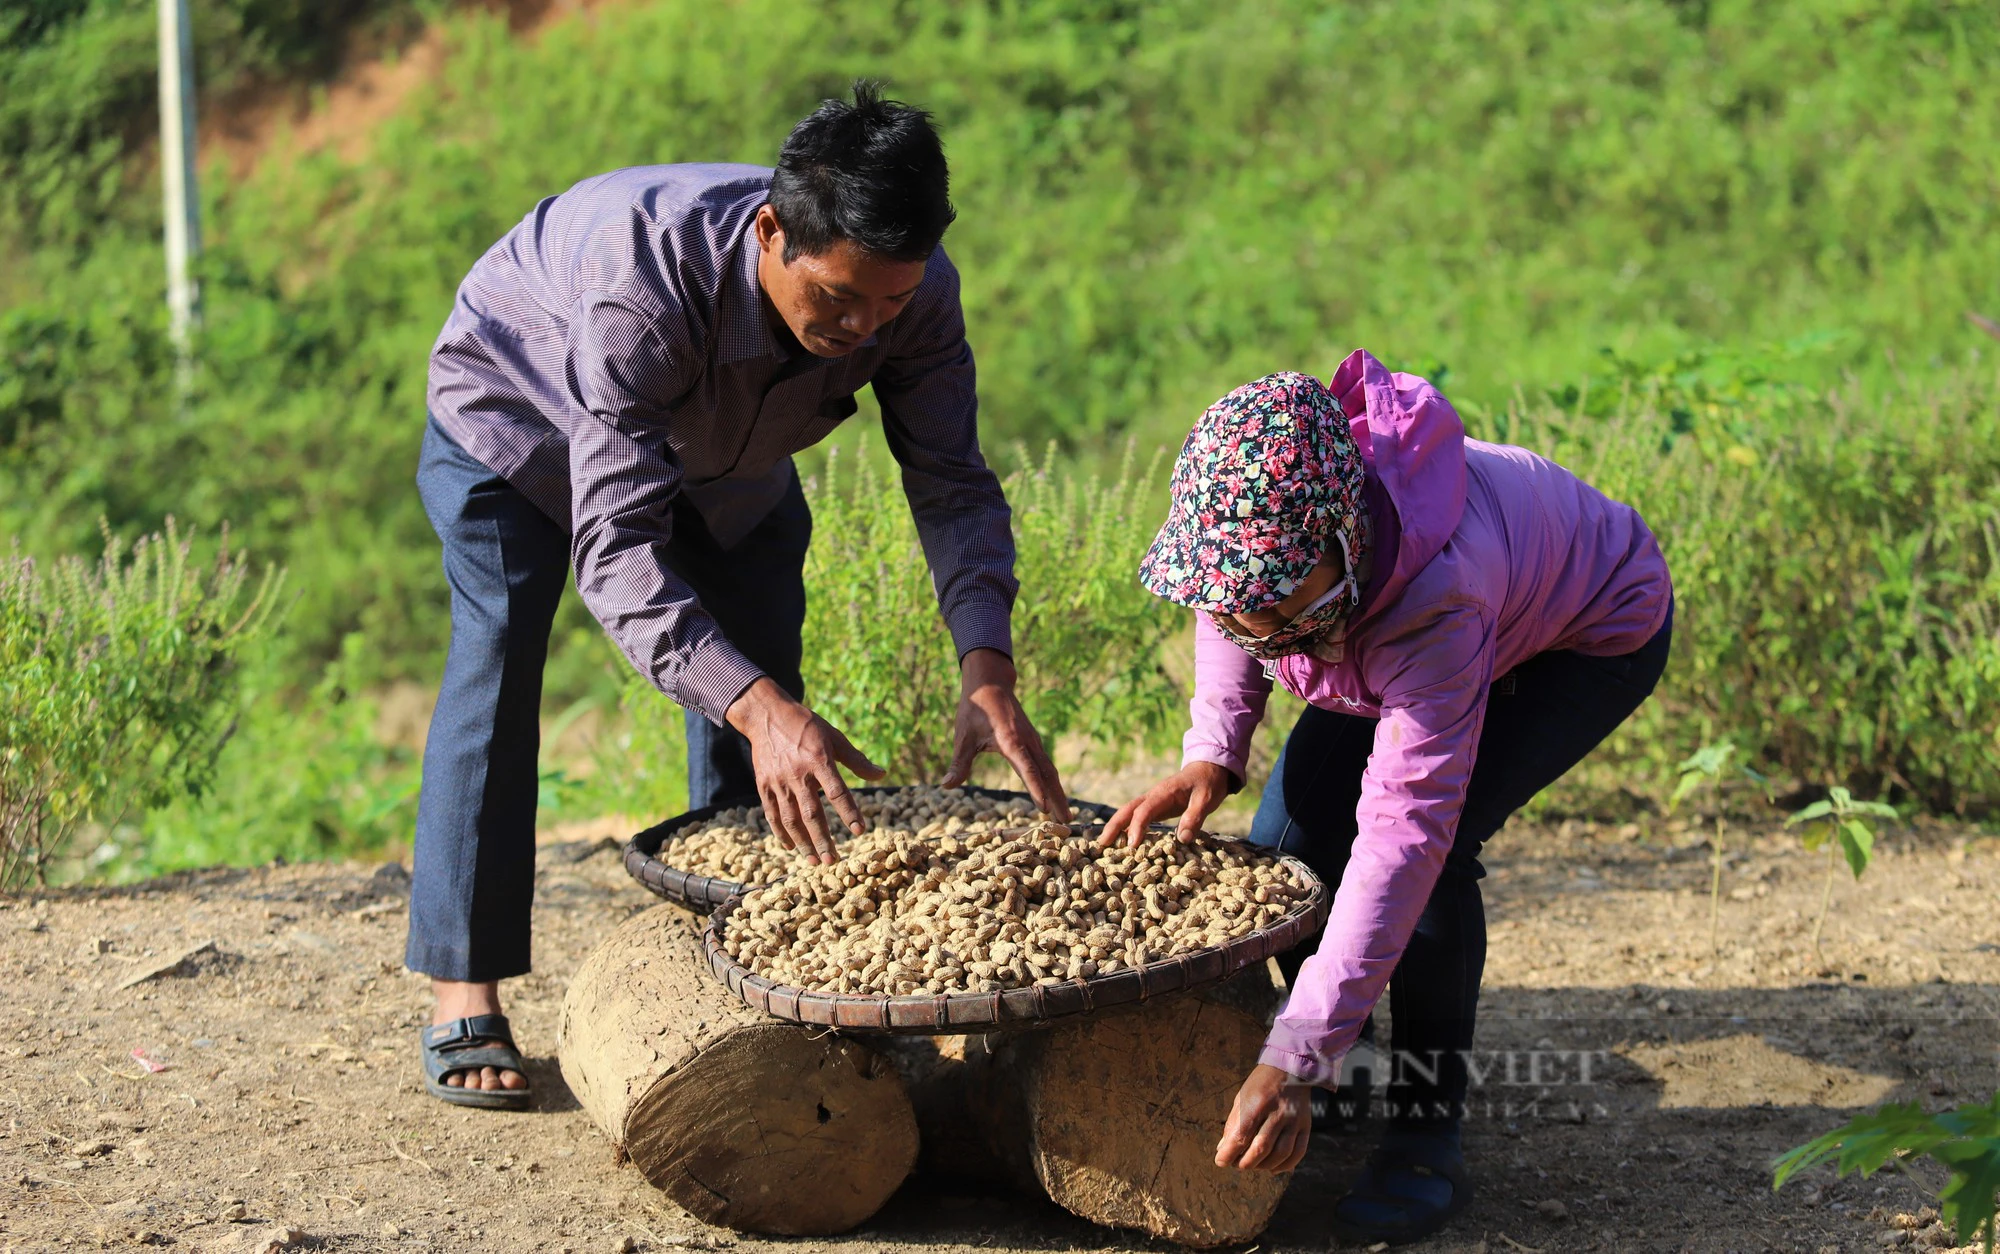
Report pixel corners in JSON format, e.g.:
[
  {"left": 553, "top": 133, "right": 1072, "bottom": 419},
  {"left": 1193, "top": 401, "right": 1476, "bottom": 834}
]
[{"left": 1328, "top": 349, "right": 1466, "bottom": 617}]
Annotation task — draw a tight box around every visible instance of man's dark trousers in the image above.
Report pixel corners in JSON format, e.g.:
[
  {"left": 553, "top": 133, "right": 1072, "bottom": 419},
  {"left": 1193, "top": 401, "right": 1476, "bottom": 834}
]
[{"left": 405, "top": 416, "right": 809, "bottom": 981}]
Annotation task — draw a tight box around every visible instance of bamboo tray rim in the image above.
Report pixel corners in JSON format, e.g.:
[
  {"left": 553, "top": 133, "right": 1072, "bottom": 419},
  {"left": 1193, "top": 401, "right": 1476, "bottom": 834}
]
[
  {"left": 623, "top": 785, "right": 1113, "bottom": 913},
  {"left": 699, "top": 835, "right": 1328, "bottom": 1034}
]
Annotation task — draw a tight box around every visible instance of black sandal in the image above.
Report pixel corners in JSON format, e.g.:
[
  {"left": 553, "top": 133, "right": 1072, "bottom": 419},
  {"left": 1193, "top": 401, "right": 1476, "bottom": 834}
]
[
  {"left": 1328, "top": 1131, "right": 1473, "bottom": 1246},
  {"left": 420, "top": 1014, "right": 534, "bottom": 1110}
]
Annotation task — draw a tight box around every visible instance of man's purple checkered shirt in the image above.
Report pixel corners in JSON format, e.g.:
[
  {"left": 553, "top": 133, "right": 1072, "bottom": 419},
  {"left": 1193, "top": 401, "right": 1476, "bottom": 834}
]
[{"left": 427, "top": 164, "right": 1017, "bottom": 726}]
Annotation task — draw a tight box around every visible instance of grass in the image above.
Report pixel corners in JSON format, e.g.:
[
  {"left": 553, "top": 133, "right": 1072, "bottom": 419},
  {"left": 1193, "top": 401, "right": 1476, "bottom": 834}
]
[{"left": 4, "top": 0, "right": 1999, "bottom": 869}]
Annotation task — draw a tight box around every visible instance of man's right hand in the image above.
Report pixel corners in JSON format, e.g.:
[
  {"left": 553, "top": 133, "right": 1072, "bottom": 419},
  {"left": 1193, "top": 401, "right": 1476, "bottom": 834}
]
[
  {"left": 725, "top": 678, "right": 886, "bottom": 863},
  {"left": 1098, "top": 761, "right": 1235, "bottom": 848}
]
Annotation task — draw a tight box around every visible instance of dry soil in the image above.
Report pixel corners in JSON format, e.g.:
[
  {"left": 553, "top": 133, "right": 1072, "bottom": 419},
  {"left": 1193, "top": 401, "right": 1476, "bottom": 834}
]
[{"left": 2, "top": 814, "right": 1996, "bottom": 1254}]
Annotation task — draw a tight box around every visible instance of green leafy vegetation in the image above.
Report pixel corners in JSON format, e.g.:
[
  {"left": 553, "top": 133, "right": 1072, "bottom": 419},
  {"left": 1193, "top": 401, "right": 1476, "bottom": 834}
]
[
  {"left": 3, "top": 0, "right": 1999, "bottom": 869},
  {"left": 799, "top": 440, "right": 1182, "bottom": 784},
  {"left": 1785, "top": 784, "right": 1901, "bottom": 956},
  {"left": 0, "top": 0, "right": 424, "bottom": 252},
  {"left": 124, "top": 631, "right": 424, "bottom": 878},
  {"left": 7, "top": 0, "right": 1997, "bottom": 682},
  {"left": 1776, "top": 1091, "right": 2000, "bottom": 1254},
  {"left": 0, "top": 520, "right": 279, "bottom": 887},
  {"left": 1668, "top": 739, "right": 1769, "bottom": 952},
  {"left": 1515, "top": 358, "right": 2000, "bottom": 815},
  {"left": 581, "top": 439, "right": 1184, "bottom": 820}
]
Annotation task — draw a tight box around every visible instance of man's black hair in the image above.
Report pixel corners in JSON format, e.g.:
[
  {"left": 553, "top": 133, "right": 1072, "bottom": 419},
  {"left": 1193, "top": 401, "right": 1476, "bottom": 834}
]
[{"left": 769, "top": 81, "right": 955, "bottom": 263}]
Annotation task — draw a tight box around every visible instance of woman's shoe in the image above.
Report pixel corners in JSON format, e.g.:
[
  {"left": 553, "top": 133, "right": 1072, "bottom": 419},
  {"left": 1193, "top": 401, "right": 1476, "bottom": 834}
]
[{"left": 1328, "top": 1128, "right": 1472, "bottom": 1246}]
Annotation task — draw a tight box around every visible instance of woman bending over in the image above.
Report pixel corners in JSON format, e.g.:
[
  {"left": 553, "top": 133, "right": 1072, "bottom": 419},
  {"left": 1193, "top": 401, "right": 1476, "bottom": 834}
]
[{"left": 1104, "top": 352, "right": 1673, "bottom": 1245}]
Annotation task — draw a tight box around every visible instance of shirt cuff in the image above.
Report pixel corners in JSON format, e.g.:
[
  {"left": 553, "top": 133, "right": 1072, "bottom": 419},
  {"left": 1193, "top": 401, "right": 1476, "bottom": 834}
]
[
  {"left": 1259, "top": 1032, "right": 1347, "bottom": 1088},
  {"left": 943, "top": 596, "right": 1013, "bottom": 662},
  {"left": 670, "top": 633, "right": 768, "bottom": 727},
  {"left": 1181, "top": 743, "right": 1250, "bottom": 790}
]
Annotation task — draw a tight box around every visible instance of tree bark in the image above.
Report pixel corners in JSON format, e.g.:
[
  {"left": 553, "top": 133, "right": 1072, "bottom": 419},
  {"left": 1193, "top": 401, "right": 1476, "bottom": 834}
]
[{"left": 557, "top": 905, "right": 918, "bottom": 1235}]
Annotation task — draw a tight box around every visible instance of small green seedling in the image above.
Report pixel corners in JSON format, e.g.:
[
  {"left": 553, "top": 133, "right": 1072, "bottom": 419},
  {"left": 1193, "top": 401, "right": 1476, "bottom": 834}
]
[
  {"left": 1668, "top": 740, "right": 1767, "bottom": 954},
  {"left": 1784, "top": 786, "right": 1898, "bottom": 957},
  {"left": 1774, "top": 1090, "right": 2000, "bottom": 1254}
]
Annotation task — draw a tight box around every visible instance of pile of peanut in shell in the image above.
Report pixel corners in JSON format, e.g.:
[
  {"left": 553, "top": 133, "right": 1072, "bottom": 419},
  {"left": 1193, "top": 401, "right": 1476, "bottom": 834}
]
[
  {"left": 719, "top": 819, "right": 1313, "bottom": 997},
  {"left": 664, "top": 786, "right": 1088, "bottom": 887}
]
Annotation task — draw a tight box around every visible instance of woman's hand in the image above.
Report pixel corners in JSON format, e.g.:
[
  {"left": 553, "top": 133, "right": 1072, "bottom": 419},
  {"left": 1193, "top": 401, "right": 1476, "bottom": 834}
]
[
  {"left": 1097, "top": 761, "right": 1235, "bottom": 848},
  {"left": 1214, "top": 1063, "right": 1313, "bottom": 1172}
]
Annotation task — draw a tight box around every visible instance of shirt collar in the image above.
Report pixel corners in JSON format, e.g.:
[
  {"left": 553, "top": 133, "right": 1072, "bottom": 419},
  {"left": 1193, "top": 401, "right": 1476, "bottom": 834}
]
[{"left": 717, "top": 224, "right": 779, "bottom": 366}]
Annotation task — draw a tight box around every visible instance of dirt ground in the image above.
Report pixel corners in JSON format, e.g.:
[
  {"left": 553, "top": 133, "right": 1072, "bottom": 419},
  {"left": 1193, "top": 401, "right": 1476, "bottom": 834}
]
[{"left": 3, "top": 810, "right": 1996, "bottom": 1254}]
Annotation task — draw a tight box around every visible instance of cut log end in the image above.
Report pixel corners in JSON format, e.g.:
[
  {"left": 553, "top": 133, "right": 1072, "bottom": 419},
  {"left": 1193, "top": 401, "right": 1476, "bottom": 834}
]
[
  {"left": 624, "top": 1023, "right": 916, "bottom": 1234},
  {"left": 1026, "top": 990, "right": 1289, "bottom": 1247},
  {"left": 558, "top": 905, "right": 917, "bottom": 1235},
  {"left": 899, "top": 968, "right": 1290, "bottom": 1248}
]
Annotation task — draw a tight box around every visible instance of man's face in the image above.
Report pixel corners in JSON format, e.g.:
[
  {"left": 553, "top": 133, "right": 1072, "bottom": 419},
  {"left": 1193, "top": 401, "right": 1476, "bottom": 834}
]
[{"left": 754, "top": 204, "right": 927, "bottom": 358}]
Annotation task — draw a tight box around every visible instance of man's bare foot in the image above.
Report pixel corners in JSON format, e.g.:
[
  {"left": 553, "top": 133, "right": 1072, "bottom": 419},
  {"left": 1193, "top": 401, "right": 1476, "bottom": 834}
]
[{"left": 431, "top": 979, "right": 528, "bottom": 1092}]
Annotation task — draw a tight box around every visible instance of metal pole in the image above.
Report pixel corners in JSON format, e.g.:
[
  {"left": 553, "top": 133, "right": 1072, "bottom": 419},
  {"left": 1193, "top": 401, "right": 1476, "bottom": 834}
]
[{"left": 157, "top": 0, "right": 201, "bottom": 392}]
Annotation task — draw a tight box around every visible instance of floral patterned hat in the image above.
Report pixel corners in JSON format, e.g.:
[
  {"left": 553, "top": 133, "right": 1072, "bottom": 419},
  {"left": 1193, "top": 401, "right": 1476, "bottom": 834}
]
[{"left": 1138, "top": 371, "right": 1368, "bottom": 614}]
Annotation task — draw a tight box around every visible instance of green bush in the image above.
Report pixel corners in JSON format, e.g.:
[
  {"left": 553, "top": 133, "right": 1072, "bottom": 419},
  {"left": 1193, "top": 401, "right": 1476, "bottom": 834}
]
[
  {"left": 806, "top": 439, "right": 1183, "bottom": 782},
  {"left": 0, "top": 520, "right": 278, "bottom": 887},
  {"left": 124, "top": 631, "right": 424, "bottom": 877},
  {"left": 1502, "top": 359, "right": 2000, "bottom": 813},
  {"left": 0, "top": 0, "right": 423, "bottom": 249},
  {"left": 6, "top": 0, "right": 2000, "bottom": 870},
  {"left": 587, "top": 437, "right": 1184, "bottom": 815},
  {"left": 1776, "top": 1090, "right": 2000, "bottom": 1254},
  {"left": 576, "top": 669, "right": 690, "bottom": 825},
  {"left": 6, "top": 0, "right": 1999, "bottom": 700}
]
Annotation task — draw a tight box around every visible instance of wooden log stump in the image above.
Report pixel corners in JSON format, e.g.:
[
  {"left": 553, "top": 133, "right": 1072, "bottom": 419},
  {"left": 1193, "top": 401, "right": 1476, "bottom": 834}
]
[
  {"left": 557, "top": 905, "right": 918, "bottom": 1235},
  {"left": 895, "top": 967, "right": 1290, "bottom": 1248}
]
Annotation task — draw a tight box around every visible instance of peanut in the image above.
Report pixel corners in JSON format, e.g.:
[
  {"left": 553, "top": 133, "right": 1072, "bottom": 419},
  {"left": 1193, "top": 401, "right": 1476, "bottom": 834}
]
[
  {"left": 719, "top": 812, "right": 1310, "bottom": 998},
  {"left": 664, "top": 787, "right": 1081, "bottom": 886}
]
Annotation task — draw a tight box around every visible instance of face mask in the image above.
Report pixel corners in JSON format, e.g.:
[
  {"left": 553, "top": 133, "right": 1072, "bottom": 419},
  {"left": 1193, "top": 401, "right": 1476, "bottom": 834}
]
[{"left": 1206, "top": 573, "right": 1360, "bottom": 662}]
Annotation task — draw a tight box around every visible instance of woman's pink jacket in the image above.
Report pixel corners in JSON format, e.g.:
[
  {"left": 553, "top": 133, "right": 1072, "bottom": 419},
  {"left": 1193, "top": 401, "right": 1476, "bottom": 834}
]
[{"left": 1182, "top": 349, "right": 1673, "bottom": 1085}]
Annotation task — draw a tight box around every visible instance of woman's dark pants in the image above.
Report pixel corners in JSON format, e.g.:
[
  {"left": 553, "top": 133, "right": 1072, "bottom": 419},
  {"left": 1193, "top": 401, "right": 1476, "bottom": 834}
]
[
  {"left": 404, "top": 418, "right": 810, "bottom": 982},
  {"left": 1247, "top": 608, "right": 1672, "bottom": 1133}
]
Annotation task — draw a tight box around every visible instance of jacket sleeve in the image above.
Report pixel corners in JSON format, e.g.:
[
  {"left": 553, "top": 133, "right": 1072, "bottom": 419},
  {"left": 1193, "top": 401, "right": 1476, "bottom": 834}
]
[
  {"left": 1181, "top": 613, "right": 1273, "bottom": 787},
  {"left": 870, "top": 255, "right": 1018, "bottom": 661},
  {"left": 563, "top": 289, "right": 765, "bottom": 725},
  {"left": 1259, "top": 599, "right": 1497, "bottom": 1085}
]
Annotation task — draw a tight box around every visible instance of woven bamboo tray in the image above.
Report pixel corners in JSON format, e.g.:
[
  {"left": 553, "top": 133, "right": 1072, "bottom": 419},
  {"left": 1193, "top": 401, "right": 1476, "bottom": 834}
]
[
  {"left": 623, "top": 785, "right": 1114, "bottom": 912},
  {"left": 699, "top": 835, "right": 1328, "bottom": 1034}
]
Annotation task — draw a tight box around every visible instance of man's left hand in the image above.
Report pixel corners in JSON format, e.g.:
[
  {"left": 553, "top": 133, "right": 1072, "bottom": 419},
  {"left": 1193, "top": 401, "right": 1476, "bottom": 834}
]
[{"left": 941, "top": 648, "right": 1070, "bottom": 822}]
